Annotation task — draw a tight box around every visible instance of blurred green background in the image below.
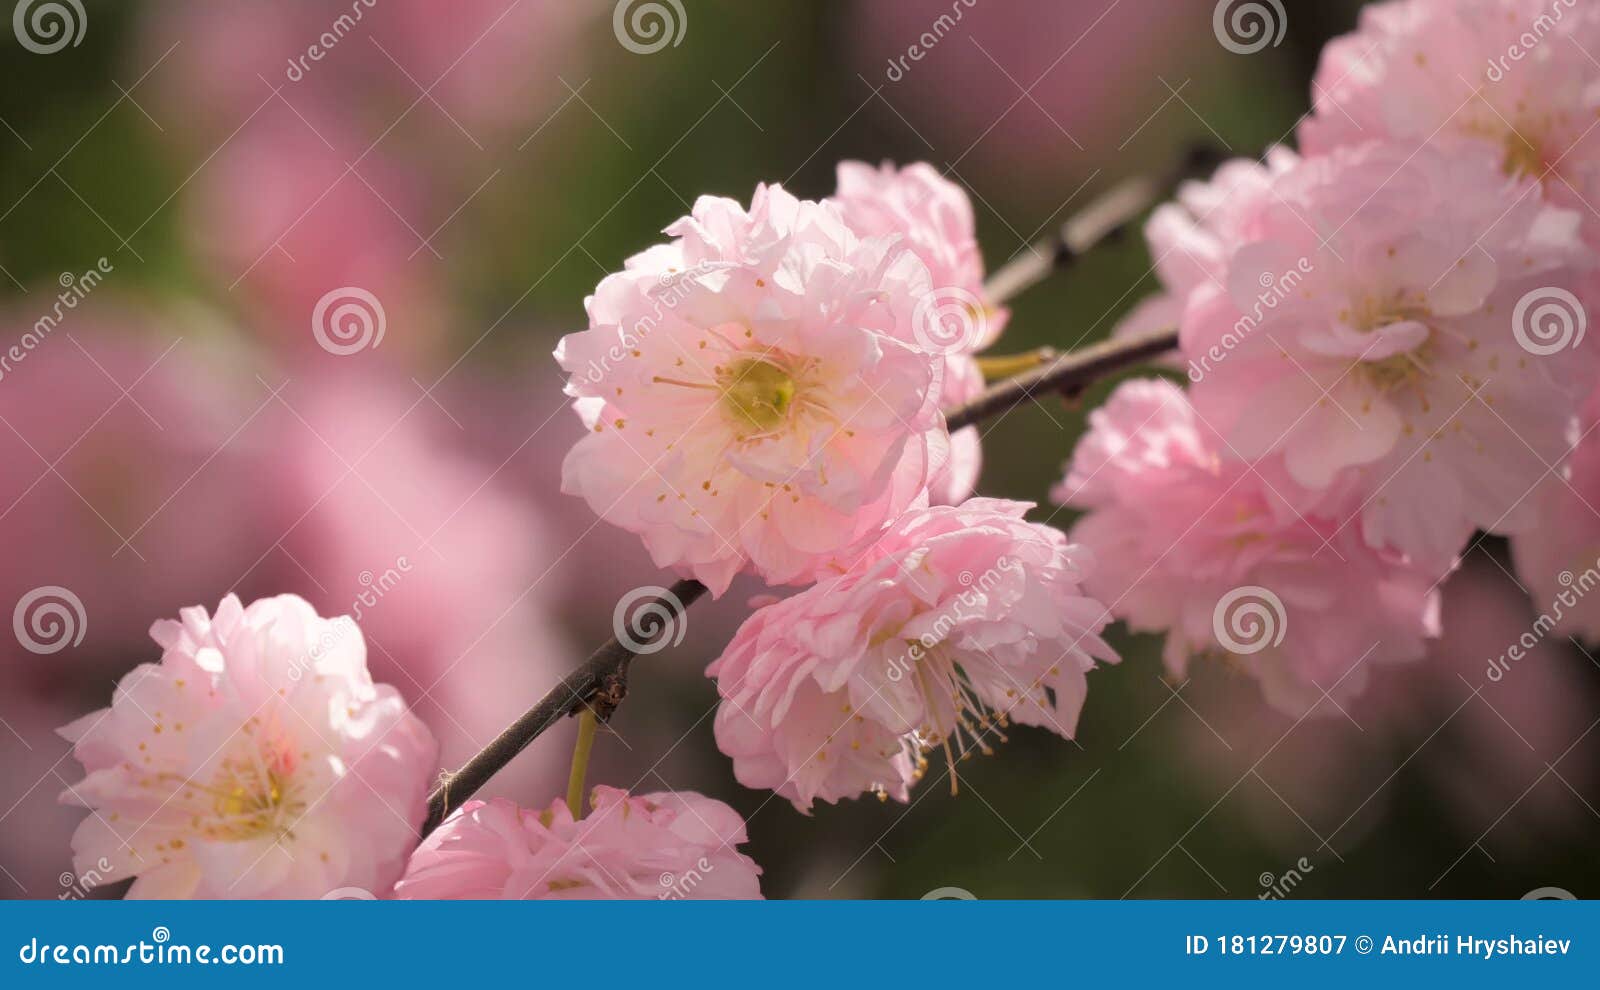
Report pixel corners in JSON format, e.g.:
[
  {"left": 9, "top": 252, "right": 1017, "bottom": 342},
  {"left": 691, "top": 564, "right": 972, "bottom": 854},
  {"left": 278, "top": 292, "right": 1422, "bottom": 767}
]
[{"left": 1, "top": 0, "right": 1595, "bottom": 899}]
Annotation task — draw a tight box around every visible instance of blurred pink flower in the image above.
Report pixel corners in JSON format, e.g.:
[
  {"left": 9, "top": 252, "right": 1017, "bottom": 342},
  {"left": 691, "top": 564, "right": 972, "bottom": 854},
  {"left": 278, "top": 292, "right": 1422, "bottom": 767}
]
[
  {"left": 1159, "top": 143, "right": 1593, "bottom": 567},
  {"left": 187, "top": 113, "right": 445, "bottom": 361},
  {"left": 245, "top": 372, "right": 573, "bottom": 799},
  {"left": 1512, "top": 387, "right": 1600, "bottom": 639},
  {"left": 1057, "top": 378, "right": 1445, "bottom": 716},
  {"left": 139, "top": 0, "right": 593, "bottom": 148},
  {"left": 709, "top": 499, "right": 1116, "bottom": 811},
  {"left": 556, "top": 183, "right": 949, "bottom": 596},
  {"left": 846, "top": 1, "right": 1211, "bottom": 187},
  {"left": 58, "top": 594, "right": 437, "bottom": 899},
  {"left": 1172, "top": 554, "right": 1599, "bottom": 861},
  {"left": 394, "top": 788, "right": 763, "bottom": 899},
  {"left": 1301, "top": 0, "right": 1600, "bottom": 243},
  {"left": 0, "top": 309, "right": 267, "bottom": 661}
]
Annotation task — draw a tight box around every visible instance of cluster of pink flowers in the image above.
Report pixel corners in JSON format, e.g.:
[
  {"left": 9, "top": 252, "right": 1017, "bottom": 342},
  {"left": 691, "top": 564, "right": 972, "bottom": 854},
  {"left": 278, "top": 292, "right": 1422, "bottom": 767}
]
[
  {"left": 1066, "top": 0, "right": 1600, "bottom": 712},
  {"left": 59, "top": 595, "right": 764, "bottom": 900},
  {"left": 58, "top": 0, "right": 1600, "bottom": 899},
  {"left": 556, "top": 164, "right": 1123, "bottom": 811}
]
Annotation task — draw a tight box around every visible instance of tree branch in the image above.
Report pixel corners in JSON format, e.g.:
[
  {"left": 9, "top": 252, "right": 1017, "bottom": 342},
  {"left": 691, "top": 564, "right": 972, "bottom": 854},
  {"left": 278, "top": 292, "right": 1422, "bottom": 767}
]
[
  {"left": 982, "top": 144, "right": 1223, "bottom": 307},
  {"left": 421, "top": 154, "right": 1209, "bottom": 834},
  {"left": 424, "top": 579, "right": 706, "bottom": 833},
  {"left": 945, "top": 326, "right": 1177, "bottom": 432},
  {"left": 421, "top": 325, "right": 1179, "bottom": 834}
]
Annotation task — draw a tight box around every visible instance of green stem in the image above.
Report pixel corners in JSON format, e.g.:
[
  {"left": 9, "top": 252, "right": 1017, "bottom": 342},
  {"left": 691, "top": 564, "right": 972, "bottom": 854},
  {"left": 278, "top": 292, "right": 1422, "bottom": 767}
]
[
  {"left": 566, "top": 708, "right": 599, "bottom": 818},
  {"left": 975, "top": 348, "right": 1058, "bottom": 381}
]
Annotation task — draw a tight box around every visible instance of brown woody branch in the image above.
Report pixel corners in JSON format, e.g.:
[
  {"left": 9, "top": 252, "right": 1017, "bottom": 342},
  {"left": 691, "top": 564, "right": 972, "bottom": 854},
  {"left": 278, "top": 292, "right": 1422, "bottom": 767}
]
[{"left": 419, "top": 151, "right": 1212, "bottom": 834}]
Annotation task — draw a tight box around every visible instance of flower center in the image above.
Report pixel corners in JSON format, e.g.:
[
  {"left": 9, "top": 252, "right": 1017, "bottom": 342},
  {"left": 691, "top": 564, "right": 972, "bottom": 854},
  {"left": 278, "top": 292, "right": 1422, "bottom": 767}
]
[
  {"left": 198, "top": 750, "right": 307, "bottom": 842},
  {"left": 1502, "top": 129, "right": 1546, "bottom": 180},
  {"left": 1343, "top": 296, "right": 1437, "bottom": 397},
  {"left": 717, "top": 358, "right": 796, "bottom": 434}
]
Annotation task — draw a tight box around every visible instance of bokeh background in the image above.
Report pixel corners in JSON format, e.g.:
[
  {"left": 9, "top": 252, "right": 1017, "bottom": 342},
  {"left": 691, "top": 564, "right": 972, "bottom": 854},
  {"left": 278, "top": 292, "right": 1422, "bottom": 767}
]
[{"left": 1, "top": 0, "right": 1595, "bottom": 900}]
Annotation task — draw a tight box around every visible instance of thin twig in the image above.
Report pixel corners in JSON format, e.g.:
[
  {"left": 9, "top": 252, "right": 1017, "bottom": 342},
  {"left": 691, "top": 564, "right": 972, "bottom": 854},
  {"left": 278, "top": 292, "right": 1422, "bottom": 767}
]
[
  {"left": 424, "top": 580, "right": 706, "bottom": 833},
  {"left": 421, "top": 155, "right": 1209, "bottom": 834},
  {"left": 945, "top": 326, "right": 1177, "bottom": 432},
  {"left": 421, "top": 326, "right": 1178, "bottom": 834},
  {"left": 982, "top": 145, "right": 1223, "bottom": 307}
]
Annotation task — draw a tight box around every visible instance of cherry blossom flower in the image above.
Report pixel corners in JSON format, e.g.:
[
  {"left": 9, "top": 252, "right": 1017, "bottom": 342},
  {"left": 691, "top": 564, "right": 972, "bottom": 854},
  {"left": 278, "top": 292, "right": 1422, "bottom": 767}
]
[
  {"left": 556, "top": 183, "right": 949, "bottom": 595},
  {"left": 1055, "top": 378, "right": 1445, "bottom": 716},
  {"left": 833, "top": 161, "right": 1008, "bottom": 504},
  {"left": 1512, "top": 387, "right": 1600, "bottom": 639},
  {"left": 1151, "top": 142, "right": 1593, "bottom": 566},
  {"left": 393, "top": 788, "right": 762, "bottom": 899},
  {"left": 57, "top": 594, "right": 437, "bottom": 899},
  {"left": 1301, "top": 0, "right": 1600, "bottom": 242},
  {"left": 708, "top": 499, "right": 1117, "bottom": 812}
]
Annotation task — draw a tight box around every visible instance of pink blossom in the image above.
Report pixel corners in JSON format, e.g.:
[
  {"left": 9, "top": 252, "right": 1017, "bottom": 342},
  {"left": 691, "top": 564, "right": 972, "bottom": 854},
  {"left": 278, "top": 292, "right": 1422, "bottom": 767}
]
[
  {"left": 1512, "top": 387, "right": 1600, "bottom": 639},
  {"left": 833, "top": 161, "right": 1008, "bottom": 503},
  {"left": 1301, "top": 0, "right": 1600, "bottom": 241},
  {"left": 1154, "top": 143, "right": 1593, "bottom": 566},
  {"left": 1056, "top": 378, "right": 1445, "bottom": 716},
  {"left": 555, "top": 184, "right": 949, "bottom": 595},
  {"left": 393, "top": 788, "right": 762, "bottom": 899},
  {"left": 708, "top": 499, "right": 1117, "bottom": 811},
  {"left": 57, "top": 594, "right": 438, "bottom": 898}
]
